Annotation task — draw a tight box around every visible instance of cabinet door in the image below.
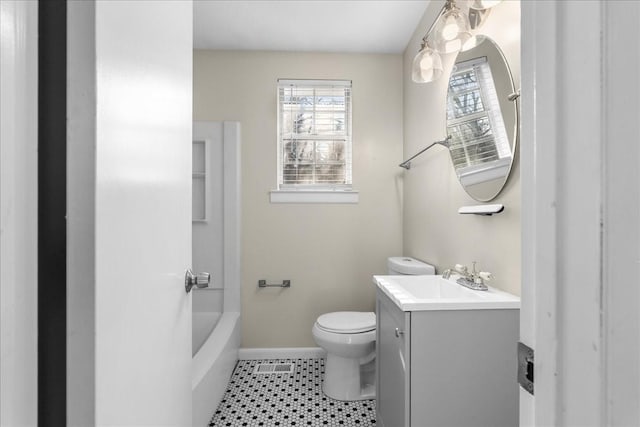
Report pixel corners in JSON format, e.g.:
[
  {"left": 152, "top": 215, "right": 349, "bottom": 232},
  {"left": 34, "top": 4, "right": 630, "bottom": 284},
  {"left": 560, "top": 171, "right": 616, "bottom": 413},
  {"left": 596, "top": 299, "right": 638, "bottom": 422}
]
[{"left": 376, "top": 291, "right": 410, "bottom": 427}]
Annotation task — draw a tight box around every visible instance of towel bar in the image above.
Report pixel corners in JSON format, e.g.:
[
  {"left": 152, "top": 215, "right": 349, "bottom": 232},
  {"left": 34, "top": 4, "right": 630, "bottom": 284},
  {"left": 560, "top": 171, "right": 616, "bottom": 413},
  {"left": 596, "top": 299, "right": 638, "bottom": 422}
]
[
  {"left": 258, "top": 279, "right": 291, "bottom": 288},
  {"left": 399, "top": 135, "right": 451, "bottom": 170}
]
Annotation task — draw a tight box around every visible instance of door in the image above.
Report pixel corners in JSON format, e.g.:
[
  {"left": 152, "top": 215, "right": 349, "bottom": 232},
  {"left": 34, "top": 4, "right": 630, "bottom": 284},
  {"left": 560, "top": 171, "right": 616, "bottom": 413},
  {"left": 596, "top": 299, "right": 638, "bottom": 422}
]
[
  {"left": 90, "top": 1, "right": 193, "bottom": 425},
  {"left": 0, "top": 1, "right": 38, "bottom": 425}
]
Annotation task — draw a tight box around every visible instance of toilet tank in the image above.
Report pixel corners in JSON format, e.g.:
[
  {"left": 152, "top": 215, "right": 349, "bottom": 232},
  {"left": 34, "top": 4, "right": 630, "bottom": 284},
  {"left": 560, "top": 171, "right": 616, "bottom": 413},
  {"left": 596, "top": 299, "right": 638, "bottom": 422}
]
[{"left": 387, "top": 257, "right": 435, "bottom": 275}]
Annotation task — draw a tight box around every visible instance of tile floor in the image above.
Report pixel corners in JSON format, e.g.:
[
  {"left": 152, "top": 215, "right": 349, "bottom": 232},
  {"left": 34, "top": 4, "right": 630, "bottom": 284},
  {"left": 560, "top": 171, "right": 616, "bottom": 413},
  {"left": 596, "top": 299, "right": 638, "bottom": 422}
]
[{"left": 209, "top": 359, "right": 377, "bottom": 426}]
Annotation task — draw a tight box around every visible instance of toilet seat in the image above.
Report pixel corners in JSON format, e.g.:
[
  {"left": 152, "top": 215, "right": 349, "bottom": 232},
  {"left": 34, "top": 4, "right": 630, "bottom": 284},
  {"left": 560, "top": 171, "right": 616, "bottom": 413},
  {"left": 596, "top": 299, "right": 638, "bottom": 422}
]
[{"left": 316, "top": 311, "right": 375, "bottom": 334}]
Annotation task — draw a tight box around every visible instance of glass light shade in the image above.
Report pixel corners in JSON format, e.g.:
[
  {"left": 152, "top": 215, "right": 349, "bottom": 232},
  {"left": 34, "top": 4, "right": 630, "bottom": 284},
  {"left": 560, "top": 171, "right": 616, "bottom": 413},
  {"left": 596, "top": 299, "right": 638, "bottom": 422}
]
[
  {"left": 467, "top": 5, "right": 492, "bottom": 30},
  {"left": 468, "top": 0, "right": 503, "bottom": 10},
  {"left": 460, "top": 34, "right": 487, "bottom": 52},
  {"left": 411, "top": 47, "right": 443, "bottom": 83},
  {"left": 430, "top": 4, "right": 471, "bottom": 54}
]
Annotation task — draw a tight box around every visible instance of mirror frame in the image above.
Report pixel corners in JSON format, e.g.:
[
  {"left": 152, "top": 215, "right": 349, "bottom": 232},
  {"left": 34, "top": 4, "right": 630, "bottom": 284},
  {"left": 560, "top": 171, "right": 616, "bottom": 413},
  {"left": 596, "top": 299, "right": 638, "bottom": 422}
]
[{"left": 444, "top": 35, "right": 519, "bottom": 202}]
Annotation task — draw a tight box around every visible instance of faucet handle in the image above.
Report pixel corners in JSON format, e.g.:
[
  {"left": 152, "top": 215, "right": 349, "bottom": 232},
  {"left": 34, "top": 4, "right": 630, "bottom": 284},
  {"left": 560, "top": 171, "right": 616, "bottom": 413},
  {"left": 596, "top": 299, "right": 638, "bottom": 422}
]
[{"left": 479, "top": 271, "right": 492, "bottom": 282}]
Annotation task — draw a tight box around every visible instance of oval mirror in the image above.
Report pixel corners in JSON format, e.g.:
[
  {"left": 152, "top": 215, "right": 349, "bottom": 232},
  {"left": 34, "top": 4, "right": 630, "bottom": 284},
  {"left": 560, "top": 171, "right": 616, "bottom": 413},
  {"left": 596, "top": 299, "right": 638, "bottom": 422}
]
[{"left": 445, "top": 36, "right": 518, "bottom": 201}]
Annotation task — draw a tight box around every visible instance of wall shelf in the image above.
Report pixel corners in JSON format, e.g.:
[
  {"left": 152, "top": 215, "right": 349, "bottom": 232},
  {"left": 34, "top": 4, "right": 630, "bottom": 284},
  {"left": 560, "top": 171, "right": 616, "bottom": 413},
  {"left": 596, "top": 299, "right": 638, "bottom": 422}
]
[{"left": 458, "top": 204, "right": 504, "bottom": 216}]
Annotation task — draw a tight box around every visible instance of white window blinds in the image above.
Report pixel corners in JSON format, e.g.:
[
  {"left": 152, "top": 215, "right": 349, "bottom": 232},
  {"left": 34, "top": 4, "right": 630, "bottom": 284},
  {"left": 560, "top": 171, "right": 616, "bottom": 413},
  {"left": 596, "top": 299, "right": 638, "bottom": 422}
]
[
  {"left": 446, "top": 57, "right": 510, "bottom": 171},
  {"left": 277, "top": 79, "right": 352, "bottom": 189}
]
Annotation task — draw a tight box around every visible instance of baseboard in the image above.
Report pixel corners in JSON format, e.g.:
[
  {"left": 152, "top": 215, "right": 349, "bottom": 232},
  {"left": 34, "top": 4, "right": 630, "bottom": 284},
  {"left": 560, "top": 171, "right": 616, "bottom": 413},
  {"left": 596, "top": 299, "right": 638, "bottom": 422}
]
[{"left": 238, "top": 347, "right": 327, "bottom": 360}]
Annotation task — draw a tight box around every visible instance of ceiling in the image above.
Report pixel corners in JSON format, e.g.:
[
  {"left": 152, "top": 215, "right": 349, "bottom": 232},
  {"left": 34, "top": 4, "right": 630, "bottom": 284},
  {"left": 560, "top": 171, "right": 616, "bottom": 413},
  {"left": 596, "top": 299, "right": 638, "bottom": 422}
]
[{"left": 193, "top": 1, "right": 430, "bottom": 54}]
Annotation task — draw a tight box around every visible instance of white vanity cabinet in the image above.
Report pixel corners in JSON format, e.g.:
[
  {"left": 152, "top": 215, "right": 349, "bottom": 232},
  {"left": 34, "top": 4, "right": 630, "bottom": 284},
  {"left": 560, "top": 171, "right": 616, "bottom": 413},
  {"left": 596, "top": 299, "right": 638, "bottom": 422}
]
[{"left": 375, "top": 281, "right": 519, "bottom": 427}]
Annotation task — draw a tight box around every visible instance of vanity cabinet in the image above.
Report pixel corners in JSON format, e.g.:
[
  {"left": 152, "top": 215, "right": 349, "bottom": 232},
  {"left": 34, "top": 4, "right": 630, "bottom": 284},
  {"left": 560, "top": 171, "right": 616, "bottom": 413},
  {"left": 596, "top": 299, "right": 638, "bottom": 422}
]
[
  {"left": 377, "top": 288, "right": 411, "bottom": 427},
  {"left": 375, "top": 288, "right": 519, "bottom": 427}
]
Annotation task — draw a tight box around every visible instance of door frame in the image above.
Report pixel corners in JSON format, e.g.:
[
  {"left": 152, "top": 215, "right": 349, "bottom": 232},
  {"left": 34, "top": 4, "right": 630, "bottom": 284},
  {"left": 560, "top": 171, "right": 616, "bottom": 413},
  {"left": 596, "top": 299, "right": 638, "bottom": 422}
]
[{"left": 521, "top": 1, "right": 640, "bottom": 425}]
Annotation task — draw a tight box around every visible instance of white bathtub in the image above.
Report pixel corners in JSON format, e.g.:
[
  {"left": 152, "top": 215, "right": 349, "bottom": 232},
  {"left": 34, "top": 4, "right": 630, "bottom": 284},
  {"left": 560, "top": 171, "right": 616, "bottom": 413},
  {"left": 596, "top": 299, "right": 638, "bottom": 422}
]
[
  {"left": 192, "top": 312, "right": 221, "bottom": 356},
  {"left": 192, "top": 310, "right": 240, "bottom": 427}
]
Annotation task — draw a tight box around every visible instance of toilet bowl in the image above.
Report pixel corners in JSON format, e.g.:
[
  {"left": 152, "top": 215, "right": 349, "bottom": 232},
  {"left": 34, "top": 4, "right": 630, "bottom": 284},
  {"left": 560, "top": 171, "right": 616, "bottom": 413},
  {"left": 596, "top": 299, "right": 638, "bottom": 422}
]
[
  {"left": 313, "top": 257, "right": 435, "bottom": 401},
  {"left": 312, "top": 311, "right": 376, "bottom": 401}
]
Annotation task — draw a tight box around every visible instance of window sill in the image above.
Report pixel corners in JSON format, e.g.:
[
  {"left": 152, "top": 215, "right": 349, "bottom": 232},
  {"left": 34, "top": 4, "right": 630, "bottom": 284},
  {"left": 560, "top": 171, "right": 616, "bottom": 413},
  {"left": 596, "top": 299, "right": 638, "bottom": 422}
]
[{"left": 269, "top": 189, "right": 359, "bottom": 204}]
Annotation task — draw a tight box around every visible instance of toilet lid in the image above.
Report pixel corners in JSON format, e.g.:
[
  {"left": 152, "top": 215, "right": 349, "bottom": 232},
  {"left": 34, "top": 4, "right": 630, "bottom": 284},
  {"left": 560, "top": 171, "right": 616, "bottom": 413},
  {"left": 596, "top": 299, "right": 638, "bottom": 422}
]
[{"left": 316, "top": 312, "right": 376, "bottom": 334}]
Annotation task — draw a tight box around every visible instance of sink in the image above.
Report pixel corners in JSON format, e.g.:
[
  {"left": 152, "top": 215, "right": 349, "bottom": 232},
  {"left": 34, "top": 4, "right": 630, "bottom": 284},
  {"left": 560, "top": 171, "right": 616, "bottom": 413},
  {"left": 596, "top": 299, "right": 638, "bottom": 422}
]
[{"left": 373, "top": 274, "right": 520, "bottom": 311}]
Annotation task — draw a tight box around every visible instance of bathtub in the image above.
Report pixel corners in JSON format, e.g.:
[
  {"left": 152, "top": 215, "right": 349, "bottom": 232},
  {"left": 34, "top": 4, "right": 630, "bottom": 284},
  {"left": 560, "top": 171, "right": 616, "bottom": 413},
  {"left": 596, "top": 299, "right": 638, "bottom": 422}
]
[
  {"left": 192, "top": 310, "right": 240, "bottom": 426},
  {"left": 192, "top": 311, "right": 221, "bottom": 356}
]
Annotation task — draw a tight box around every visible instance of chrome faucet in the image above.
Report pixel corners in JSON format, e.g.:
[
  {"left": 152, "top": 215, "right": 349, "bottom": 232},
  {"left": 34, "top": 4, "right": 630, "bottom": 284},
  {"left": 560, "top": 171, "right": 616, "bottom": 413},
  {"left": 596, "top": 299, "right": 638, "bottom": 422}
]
[{"left": 442, "top": 262, "right": 491, "bottom": 291}]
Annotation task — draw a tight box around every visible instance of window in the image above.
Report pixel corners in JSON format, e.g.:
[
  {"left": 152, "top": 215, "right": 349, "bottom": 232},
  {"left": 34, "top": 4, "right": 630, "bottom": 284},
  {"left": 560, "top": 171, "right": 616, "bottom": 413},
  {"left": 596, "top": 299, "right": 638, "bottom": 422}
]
[
  {"left": 446, "top": 57, "right": 511, "bottom": 178},
  {"left": 277, "top": 79, "right": 352, "bottom": 191}
]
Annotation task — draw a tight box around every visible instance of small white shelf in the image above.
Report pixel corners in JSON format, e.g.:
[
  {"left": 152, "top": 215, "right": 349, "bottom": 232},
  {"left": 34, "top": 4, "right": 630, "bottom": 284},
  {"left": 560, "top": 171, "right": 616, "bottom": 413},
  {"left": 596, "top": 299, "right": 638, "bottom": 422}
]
[
  {"left": 458, "top": 204, "right": 504, "bottom": 216},
  {"left": 192, "top": 140, "right": 207, "bottom": 221}
]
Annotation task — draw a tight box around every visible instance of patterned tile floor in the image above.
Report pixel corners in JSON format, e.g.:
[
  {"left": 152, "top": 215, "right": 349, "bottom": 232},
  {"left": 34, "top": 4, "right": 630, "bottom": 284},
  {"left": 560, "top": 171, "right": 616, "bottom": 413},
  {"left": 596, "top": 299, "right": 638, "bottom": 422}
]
[{"left": 209, "top": 359, "right": 376, "bottom": 426}]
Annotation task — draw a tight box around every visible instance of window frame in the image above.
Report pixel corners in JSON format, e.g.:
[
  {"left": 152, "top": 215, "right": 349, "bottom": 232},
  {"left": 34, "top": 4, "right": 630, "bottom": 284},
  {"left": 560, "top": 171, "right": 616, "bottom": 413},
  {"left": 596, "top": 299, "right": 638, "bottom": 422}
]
[{"left": 276, "top": 79, "right": 354, "bottom": 192}]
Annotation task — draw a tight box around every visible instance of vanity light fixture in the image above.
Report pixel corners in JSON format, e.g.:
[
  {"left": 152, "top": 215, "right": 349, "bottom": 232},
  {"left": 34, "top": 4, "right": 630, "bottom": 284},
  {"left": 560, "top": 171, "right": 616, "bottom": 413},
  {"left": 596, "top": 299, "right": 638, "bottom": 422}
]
[
  {"left": 429, "top": 0, "right": 471, "bottom": 54},
  {"left": 411, "top": 0, "right": 470, "bottom": 83},
  {"left": 411, "top": 0, "right": 499, "bottom": 84}
]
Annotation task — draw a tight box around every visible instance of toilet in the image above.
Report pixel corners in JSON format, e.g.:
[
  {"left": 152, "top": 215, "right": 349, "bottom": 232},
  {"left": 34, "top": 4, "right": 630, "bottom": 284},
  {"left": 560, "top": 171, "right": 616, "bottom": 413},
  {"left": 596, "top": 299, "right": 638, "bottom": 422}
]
[{"left": 312, "top": 256, "right": 435, "bottom": 401}]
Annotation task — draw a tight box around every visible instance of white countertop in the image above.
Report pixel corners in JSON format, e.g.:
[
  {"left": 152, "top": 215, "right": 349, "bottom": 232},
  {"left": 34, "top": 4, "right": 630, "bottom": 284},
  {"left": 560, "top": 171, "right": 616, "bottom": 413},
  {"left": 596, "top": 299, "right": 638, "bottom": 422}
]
[{"left": 374, "top": 274, "right": 520, "bottom": 312}]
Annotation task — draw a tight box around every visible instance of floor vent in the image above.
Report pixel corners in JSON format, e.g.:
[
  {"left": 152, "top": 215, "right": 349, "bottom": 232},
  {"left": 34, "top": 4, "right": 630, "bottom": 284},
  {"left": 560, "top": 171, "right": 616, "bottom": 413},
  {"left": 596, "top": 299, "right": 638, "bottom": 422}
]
[{"left": 253, "top": 362, "right": 295, "bottom": 375}]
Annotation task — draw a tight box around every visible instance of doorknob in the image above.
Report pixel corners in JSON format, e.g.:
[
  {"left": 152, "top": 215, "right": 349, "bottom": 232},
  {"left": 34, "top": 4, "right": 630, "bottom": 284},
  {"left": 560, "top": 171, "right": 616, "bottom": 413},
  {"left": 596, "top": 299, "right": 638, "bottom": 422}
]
[{"left": 185, "top": 269, "right": 210, "bottom": 293}]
